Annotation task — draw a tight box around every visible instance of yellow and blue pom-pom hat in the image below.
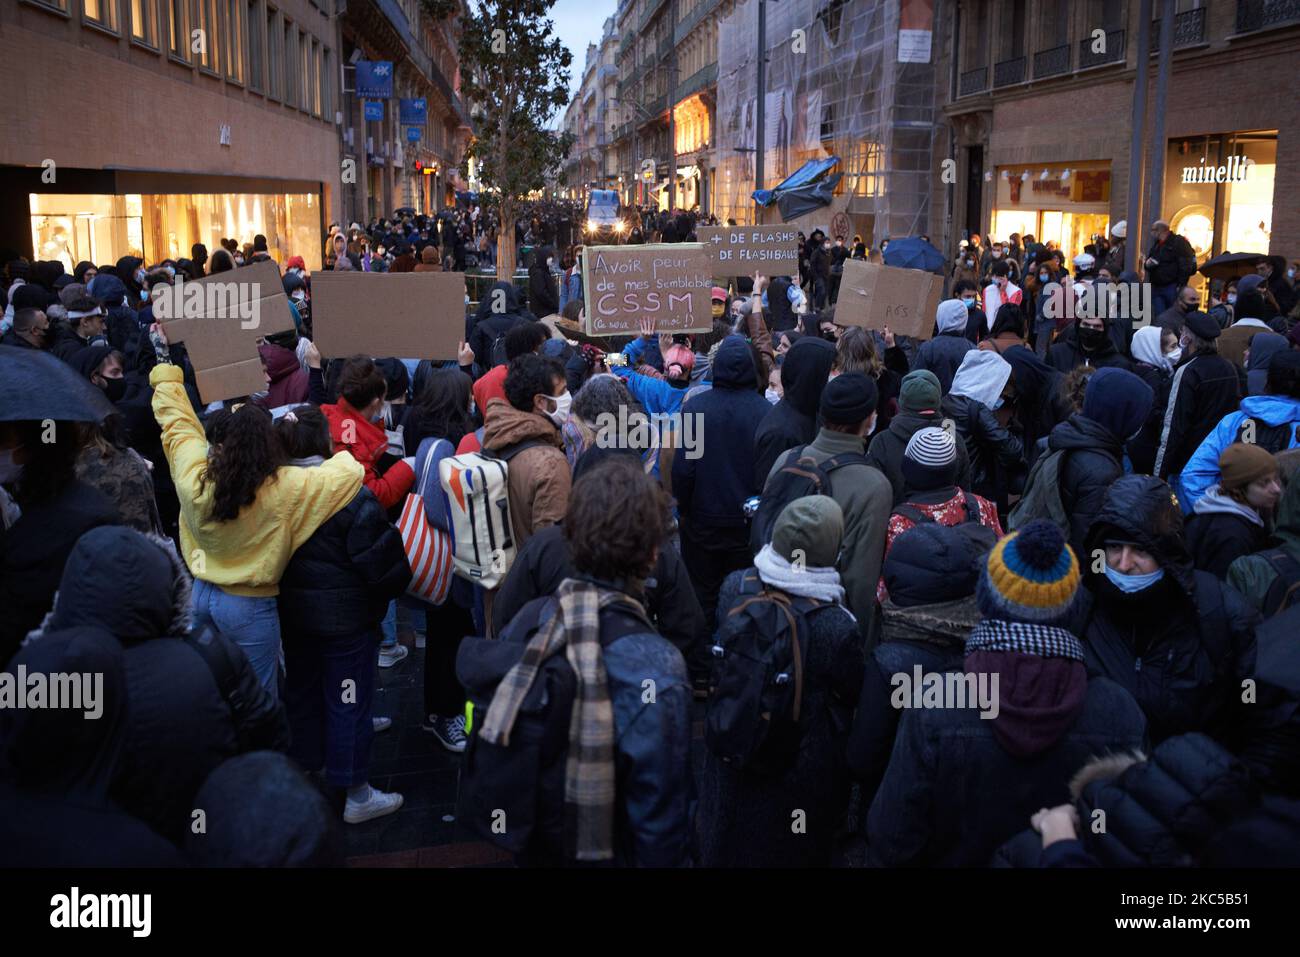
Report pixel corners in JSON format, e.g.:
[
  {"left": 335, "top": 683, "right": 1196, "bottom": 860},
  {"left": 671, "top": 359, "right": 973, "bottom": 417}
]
[{"left": 977, "top": 520, "right": 1081, "bottom": 626}]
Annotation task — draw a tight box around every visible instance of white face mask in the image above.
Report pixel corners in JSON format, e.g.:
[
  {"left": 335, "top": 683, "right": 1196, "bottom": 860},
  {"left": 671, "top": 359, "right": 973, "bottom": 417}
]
[
  {"left": 0, "top": 448, "right": 24, "bottom": 485},
  {"left": 544, "top": 390, "right": 571, "bottom": 427},
  {"left": 764, "top": 387, "right": 781, "bottom": 404},
  {"left": 1165, "top": 347, "right": 1182, "bottom": 366},
  {"left": 291, "top": 290, "right": 306, "bottom": 302}
]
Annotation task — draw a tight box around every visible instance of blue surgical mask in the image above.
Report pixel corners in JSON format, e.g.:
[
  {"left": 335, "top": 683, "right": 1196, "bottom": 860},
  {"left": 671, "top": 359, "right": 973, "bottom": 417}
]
[
  {"left": 1103, "top": 563, "right": 1164, "bottom": 594},
  {"left": 962, "top": 297, "right": 976, "bottom": 310}
]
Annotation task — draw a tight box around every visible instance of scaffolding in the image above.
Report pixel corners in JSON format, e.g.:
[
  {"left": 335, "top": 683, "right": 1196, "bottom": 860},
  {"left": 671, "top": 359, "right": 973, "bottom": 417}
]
[{"left": 714, "top": 0, "right": 937, "bottom": 244}]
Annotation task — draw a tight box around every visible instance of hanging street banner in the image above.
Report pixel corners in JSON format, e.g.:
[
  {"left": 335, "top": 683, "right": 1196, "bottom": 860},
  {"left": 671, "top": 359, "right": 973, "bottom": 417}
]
[
  {"left": 363, "top": 101, "right": 384, "bottom": 122},
  {"left": 355, "top": 60, "right": 394, "bottom": 98},
  {"left": 399, "top": 98, "right": 428, "bottom": 125}
]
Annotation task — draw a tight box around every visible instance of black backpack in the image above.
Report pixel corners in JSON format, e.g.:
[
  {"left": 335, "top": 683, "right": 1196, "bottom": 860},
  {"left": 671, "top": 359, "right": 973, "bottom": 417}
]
[
  {"left": 748, "top": 447, "right": 868, "bottom": 555},
  {"left": 705, "top": 571, "right": 826, "bottom": 776},
  {"left": 489, "top": 331, "right": 509, "bottom": 369},
  {"left": 1261, "top": 549, "right": 1300, "bottom": 617},
  {"left": 1234, "top": 418, "right": 1300, "bottom": 455},
  {"left": 893, "top": 491, "right": 1000, "bottom": 558}
]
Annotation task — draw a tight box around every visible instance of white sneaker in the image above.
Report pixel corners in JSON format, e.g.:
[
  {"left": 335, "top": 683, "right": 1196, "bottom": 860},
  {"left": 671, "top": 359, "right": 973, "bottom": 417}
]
[
  {"left": 378, "top": 644, "right": 409, "bottom": 668},
  {"left": 343, "top": 787, "right": 404, "bottom": 824},
  {"left": 372, "top": 716, "right": 392, "bottom": 732}
]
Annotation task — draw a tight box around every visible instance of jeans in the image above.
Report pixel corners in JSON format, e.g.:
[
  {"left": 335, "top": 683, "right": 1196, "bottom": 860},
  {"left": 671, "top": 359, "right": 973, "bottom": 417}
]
[
  {"left": 191, "top": 579, "right": 282, "bottom": 699},
  {"left": 1152, "top": 283, "right": 1177, "bottom": 316},
  {"left": 381, "top": 599, "right": 426, "bottom": 647},
  {"left": 284, "top": 630, "right": 377, "bottom": 788}
]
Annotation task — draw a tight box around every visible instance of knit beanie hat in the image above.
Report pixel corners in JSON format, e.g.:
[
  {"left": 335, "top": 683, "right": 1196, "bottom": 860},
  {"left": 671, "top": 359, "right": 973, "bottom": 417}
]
[
  {"left": 901, "top": 426, "right": 959, "bottom": 491},
  {"left": 977, "top": 520, "right": 1080, "bottom": 626},
  {"left": 771, "top": 495, "right": 844, "bottom": 568},
  {"left": 899, "top": 369, "right": 941, "bottom": 413},
  {"left": 1219, "top": 443, "right": 1278, "bottom": 491},
  {"left": 819, "top": 371, "right": 878, "bottom": 426}
]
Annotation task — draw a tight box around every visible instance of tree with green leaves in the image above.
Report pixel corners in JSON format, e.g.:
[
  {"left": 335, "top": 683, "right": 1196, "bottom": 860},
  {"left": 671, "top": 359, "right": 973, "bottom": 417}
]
[{"left": 454, "top": 0, "right": 574, "bottom": 279}]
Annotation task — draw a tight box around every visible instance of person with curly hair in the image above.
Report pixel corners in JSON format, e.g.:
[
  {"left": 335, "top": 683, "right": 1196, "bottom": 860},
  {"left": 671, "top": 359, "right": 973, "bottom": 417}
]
[{"left": 147, "top": 327, "right": 364, "bottom": 697}]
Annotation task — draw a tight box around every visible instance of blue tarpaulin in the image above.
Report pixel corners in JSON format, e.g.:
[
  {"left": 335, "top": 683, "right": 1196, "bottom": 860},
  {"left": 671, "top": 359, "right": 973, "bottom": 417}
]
[{"left": 752, "top": 156, "right": 841, "bottom": 208}]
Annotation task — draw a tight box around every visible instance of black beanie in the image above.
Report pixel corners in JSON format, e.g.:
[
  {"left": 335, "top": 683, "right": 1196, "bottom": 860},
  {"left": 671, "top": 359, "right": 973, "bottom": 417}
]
[{"left": 819, "top": 372, "right": 878, "bottom": 426}]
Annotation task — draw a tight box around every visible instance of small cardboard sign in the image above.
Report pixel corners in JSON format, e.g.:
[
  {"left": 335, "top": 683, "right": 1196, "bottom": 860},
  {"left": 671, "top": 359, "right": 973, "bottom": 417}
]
[
  {"left": 696, "top": 226, "right": 799, "bottom": 275},
  {"left": 310, "top": 271, "right": 466, "bottom": 360},
  {"left": 158, "top": 260, "right": 294, "bottom": 403},
  {"left": 582, "top": 243, "right": 713, "bottom": 336},
  {"left": 833, "top": 259, "right": 943, "bottom": 340}
]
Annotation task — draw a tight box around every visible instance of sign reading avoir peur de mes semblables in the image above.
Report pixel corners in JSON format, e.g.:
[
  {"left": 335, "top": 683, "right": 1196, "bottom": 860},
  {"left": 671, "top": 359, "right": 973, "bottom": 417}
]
[{"left": 582, "top": 243, "right": 714, "bottom": 335}]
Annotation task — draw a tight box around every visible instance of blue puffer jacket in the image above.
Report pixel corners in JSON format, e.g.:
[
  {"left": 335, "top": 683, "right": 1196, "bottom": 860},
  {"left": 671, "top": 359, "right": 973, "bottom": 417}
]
[
  {"left": 673, "top": 336, "right": 771, "bottom": 528},
  {"left": 277, "top": 481, "right": 412, "bottom": 639},
  {"left": 1179, "top": 394, "right": 1300, "bottom": 511},
  {"left": 492, "top": 590, "right": 695, "bottom": 867},
  {"left": 613, "top": 335, "right": 689, "bottom": 415}
]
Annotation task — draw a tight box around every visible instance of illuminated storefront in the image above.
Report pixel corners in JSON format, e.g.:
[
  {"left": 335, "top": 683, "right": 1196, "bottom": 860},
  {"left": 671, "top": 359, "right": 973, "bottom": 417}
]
[
  {"left": 1161, "top": 130, "right": 1276, "bottom": 284},
  {"left": 990, "top": 160, "right": 1111, "bottom": 263}
]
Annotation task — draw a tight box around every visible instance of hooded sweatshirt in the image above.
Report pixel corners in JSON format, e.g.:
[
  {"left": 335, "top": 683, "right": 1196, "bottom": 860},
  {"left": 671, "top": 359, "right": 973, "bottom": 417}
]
[
  {"left": 949, "top": 349, "right": 1012, "bottom": 409},
  {"left": 1246, "top": 332, "right": 1289, "bottom": 396},
  {"left": 914, "top": 298, "right": 977, "bottom": 393},
  {"left": 752, "top": 337, "right": 836, "bottom": 485},
  {"left": 1179, "top": 392, "right": 1300, "bottom": 509},
  {"left": 256, "top": 342, "right": 310, "bottom": 410},
  {"left": 1186, "top": 484, "right": 1268, "bottom": 578}
]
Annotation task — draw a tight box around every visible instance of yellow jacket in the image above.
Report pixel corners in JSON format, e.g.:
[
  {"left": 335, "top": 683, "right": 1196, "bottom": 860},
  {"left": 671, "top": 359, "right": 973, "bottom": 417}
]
[{"left": 150, "top": 364, "right": 364, "bottom": 597}]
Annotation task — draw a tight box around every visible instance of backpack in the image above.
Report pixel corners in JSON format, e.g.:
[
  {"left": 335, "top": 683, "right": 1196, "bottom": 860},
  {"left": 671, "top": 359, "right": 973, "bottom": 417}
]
[
  {"left": 892, "top": 491, "right": 999, "bottom": 558},
  {"left": 748, "top": 448, "right": 868, "bottom": 555},
  {"left": 438, "top": 439, "right": 544, "bottom": 589},
  {"left": 1261, "top": 548, "right": 1300, "bottom": 617},
  {"left": 1007, "top": 447, "right": 1070, "bottom": 537},
  {"left": 705, "top": 571, "right": 826, "bottom": 776},
  {"left": 455, "top": 595, "right": 659, "bottom": 858},
  {"left": 1234, "top": 418, "right": 1300, "bottom": 456}
]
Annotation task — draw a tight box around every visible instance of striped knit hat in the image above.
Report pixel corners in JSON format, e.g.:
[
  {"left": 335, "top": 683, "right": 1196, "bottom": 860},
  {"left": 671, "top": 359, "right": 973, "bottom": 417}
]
[
  {"left": 902, "top": 426, "right": 958, "bottom": 492},
  {"left": 977, "top": 520, "right": 1080, "bottom": 626}
]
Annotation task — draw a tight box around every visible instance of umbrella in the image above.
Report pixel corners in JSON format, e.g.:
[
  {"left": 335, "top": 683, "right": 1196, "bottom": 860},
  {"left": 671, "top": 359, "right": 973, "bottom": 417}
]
[
  {"left": 883, "top": 237, "right": 947, "bottom": 274},
  {"left": 394, "top": 206, "right": 416, "bottom": 216},
  {"left": 0, "top": 345, "right": 116, "bottom": 423},
  {"left": 1199, "top": 251, "right": 1265, "bottom": 281}
]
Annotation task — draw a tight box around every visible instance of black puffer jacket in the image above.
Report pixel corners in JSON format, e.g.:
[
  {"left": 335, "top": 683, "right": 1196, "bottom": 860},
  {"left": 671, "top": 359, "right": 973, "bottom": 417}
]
[
  {"left": 1153, "top": 349, "right": 1241, "bottom": 480},
  {"left": 277, "top": 481, "right": 411, "bottom": 638},
  {"left": 752, "top": 337, "right": 836, "bottom": 486},
  {"left": 940, "top": 393, "right": 1023, "bottom": 511},
  {"left": 1073, "top": 475, "right": 1258, "bottom": 746},
  {"left": 1046, "top": 413, "right": 1126, "bottom": 558},
  {"left": 31, "top": 525, "right": 289, "bottom": 842}
]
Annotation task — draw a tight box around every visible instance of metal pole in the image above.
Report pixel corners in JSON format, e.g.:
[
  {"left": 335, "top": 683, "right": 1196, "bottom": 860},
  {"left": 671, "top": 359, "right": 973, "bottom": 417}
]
[
  {"left": 1124, "top": 0, "right": 1153, "bottom": 275},
  {"left": 1146, "top": 0, "right": 1175, "bottom": 253},
  {"left": 667, "top": 0, "right": 678, "bottom": 213},
  {"left": 754, "top": 0, "right": 766, "bottom": 223}
]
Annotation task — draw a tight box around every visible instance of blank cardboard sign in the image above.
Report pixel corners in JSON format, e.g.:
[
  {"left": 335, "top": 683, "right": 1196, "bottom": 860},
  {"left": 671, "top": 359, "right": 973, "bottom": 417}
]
[
  {"left": 582, "top": 243, "right": 713, "bottom": 336},
  {"left": 311, "top": 271, "right": 466, "bottom": 359},
  {"left": 833, "top": 260, "right": 943, "bottom": 340},
  {"left": 697, "top": 226, "right": 799, "bottom": 275},
  {"left": 158, "top": 260, "right": 296, "bottom": 403}
]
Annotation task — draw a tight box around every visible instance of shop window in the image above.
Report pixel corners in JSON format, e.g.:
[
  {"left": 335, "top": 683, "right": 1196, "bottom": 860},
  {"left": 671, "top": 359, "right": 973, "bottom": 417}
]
[
  {"left": 83, "top": 0, "right": 118, "bottom": 31},
  {"left": 1163, "top": 131, "right": 1276, "bottom": 264},
  {"left": 131, "top": 0, "right": 159, "bottom": 46}
]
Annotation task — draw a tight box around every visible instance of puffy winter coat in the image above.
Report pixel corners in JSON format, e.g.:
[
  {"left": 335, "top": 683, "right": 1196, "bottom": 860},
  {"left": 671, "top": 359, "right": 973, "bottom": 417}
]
[
  {"left": 277, "top": 481, "right": 411, "bottom": 638},
  {"left": 1179, "top": 393, "right": 1300, "bottom": 510},
  {"left": 1046, "top": 413, "right": 1127, "bottom": 558},
  {"left": 1074, "top": 475, "right": 1259, "bottom": 746},
  {"left": 30, "top": 525, "right": 289, "bottom": 842},
  {"left": 481, "top": 398, "right": 572, "bottom": 549},
  {"left": 1153, "top": 349, "right": 1241, "bottom": 482},
  {"left": 867, "top": 410, "right": 973, "bottom": 505},
  {"left": 321, "top": 396, "right": 416, "bottom": 510},
  {"left": 941, "top": 393, "right": 1023, "bottom": 511},
  {"left": 1185, "top": 487, "right": 1269, "bottom": 579}
]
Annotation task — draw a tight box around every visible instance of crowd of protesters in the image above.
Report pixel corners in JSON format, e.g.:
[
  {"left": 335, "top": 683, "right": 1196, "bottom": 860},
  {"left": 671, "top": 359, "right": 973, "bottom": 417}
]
[{"left": 2, "top": 203, "right": 1300, "bottom": 869}]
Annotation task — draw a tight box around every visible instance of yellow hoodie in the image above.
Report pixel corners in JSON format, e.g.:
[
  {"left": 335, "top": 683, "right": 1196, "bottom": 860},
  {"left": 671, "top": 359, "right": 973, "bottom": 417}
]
[{"left": 150, "top": 364, "right": 364, "bottom": 597}]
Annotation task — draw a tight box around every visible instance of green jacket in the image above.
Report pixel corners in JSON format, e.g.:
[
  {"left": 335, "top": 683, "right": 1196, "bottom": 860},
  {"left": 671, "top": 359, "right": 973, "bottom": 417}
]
[
  {"left": 1227, "top": 477, "right": 1300, "bottom": 614},
  {"left": 766, "top": 427, "right": 893, "bottom": 646}
]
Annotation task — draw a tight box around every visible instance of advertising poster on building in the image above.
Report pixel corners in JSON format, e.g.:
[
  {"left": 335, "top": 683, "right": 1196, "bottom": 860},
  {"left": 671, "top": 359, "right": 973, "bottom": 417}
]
[
  {"left": 311, "top": 272, "right": 466, "bottom": 359},
  {"left": 399, "top": 98, "right": 428, "bottom": 124},
  {"left": 355, "top": 60, "right": 394, "bottom": 98},
  {"left": 697, "top": 226, "right": 799, "bottom": 275},
  {"left": 582, "top": 243, "right": 714, "bottom": 335},
  {"left": 834, "top": 259, "right": 943, "bottom": 340},
  {"left": 898, "top": 0, "right": 934, "bottom": 63}
]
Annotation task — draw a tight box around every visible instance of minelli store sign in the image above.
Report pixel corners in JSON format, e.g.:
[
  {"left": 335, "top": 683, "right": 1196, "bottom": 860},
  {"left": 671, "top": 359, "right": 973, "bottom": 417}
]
[{"left": 1181, "top": 155, "right": 1253, "bottom": 184}]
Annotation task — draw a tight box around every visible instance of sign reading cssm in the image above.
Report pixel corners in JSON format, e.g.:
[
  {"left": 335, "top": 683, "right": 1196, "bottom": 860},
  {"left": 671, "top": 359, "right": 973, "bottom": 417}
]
[{"left": 582, "top": 243, "right": 714, "bottom": 335}]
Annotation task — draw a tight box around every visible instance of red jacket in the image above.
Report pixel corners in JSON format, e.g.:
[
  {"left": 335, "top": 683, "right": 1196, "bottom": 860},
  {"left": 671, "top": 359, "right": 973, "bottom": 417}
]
[{"left": 321, "top": 397, "right": 415, "bottom": 509}]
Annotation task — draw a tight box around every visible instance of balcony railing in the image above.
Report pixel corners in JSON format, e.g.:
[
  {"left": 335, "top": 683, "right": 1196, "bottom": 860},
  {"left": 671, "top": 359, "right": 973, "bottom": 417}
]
[
  {"left": 1033, "top": 44, "right": 1071, "bottom": 78},
  {"left": 1236, "top": 0, "right": 1300, "bottom": 32},
  {"left": 958, "top": 66, "right": 988, "bottom": 96},
  {"left": 1150, "top": 7, "right": 1207, "bottom": 49},
  {"left": 993, "top": 56, "right": 1026, "bottom": 87},
  {"left": 1079, "top": 28, "right": 1125, "bottom": 68}
]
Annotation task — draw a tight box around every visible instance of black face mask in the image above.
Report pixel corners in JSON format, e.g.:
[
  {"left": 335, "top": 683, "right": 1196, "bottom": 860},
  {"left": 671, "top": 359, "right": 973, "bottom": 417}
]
[
  {"left": 1078, "top": 326, "right": 1108, "bottom": 351},
  {"left": 102, "top": 376, "right": 126, "bottom": 403}
]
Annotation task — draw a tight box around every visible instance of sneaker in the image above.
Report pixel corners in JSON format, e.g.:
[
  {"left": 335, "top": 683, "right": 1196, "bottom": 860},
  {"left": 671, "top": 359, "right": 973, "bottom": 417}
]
[
  {"left": 343, "top": 787, "right": 404, "bottom": 824},
  {"left": 422, "top": 713, "right": 467, "bottom": 753},
  {"left": 378, "top": 643, "right": 409, "bottom": 668},
  {"left": 372, "top": 716, "right": 392, "bottom": 733}
]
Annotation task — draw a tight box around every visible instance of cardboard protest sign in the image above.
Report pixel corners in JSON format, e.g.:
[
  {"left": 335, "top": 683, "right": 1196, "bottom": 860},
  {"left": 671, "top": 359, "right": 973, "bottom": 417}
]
[
  {"left": 310, "top": 271, "right": 466, "bottom": 360},
  {"left": 833, "top": 259, "right": 943, "bottom": 340},
  {"left": 158, "top": 260, "right": 294, "bottom": 403},
  {"left": 582, "top": 243, "right": 713, "bottom": 336},
  {"left": 697, "top": 226, "right": 799, "bottom": 275}
]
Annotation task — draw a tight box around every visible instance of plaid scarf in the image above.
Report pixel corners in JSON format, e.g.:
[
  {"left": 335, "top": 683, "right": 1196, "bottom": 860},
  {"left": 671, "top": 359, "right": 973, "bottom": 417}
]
[
  {"left": 965, "top": 618, "right": 1084, "bottom": 661},
  {"left": 478, "top": 578, "right": 647, "bottom": 861}
]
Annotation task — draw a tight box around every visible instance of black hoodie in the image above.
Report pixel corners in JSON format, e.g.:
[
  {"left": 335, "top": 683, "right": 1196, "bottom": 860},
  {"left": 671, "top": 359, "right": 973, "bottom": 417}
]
[
  {"left": 469, "top": 280, "right": 535, "bottom": 370},
  {"left": 752, "top": 337, "right": 835, "bottom": 485}
]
